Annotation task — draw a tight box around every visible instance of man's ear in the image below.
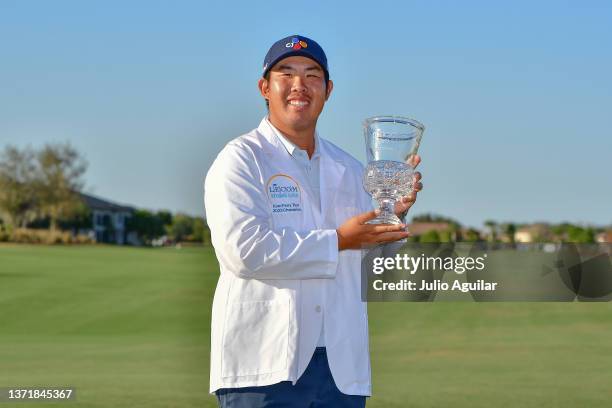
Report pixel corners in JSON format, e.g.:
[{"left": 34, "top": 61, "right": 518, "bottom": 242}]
[
  {"left": 258, "top": 78, "right": 269, "bottom": 102},
  {"left": 325, "top": 79, "right": 334, "bottom": 101}
]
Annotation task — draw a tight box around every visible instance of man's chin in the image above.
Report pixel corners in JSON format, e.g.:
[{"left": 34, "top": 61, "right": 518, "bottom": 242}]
[
  {"left": 283, "top": 113, "right": 316, "bottom": 129},
  {"left": 269, "top": 109, "right": 319, "bottom": 131}
]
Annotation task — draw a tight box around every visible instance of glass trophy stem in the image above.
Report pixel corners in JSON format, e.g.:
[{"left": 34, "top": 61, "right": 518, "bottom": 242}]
[{"left": 368, "top": 198, "right": 401, "bottom": 225}]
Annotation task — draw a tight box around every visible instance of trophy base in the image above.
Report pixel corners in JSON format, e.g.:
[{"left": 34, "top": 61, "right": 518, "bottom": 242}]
[
  {"left": 366, "top": 198, "right": 402, "bottom": 226},
  {"left": 365, "top": 200, "right": 408, "bottom": 242},
  {"left": 366, "top": 213, "right": 408, "bottom": 244}
]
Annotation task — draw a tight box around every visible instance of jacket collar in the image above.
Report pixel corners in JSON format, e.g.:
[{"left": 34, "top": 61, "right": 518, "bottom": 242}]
[
  {"left": 257, "top": 117, "right": 340, "bottom": 163},
  {"left": 264, "top": 117, "right": 321, "bottom": 160}
]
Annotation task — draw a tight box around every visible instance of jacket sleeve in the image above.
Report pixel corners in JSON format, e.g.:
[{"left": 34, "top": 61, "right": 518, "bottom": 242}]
[{"left": 204, "top": 143, "right": 338, "bottom": 280}]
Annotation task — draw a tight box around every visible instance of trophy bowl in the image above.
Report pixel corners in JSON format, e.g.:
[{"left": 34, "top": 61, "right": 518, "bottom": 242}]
[{"left": 363, "top": 115, "right": 425, "bottom": 225}]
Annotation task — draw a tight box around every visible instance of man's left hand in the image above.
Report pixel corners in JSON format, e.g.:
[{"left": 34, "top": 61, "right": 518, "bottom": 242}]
[{"left": 395, "top": 154, "right": 423, "bottom": 218}]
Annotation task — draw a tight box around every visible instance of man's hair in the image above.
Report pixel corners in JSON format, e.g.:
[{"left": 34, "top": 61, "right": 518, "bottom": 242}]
[{"left": 263, "top": 71, "right": 330, "bottom": 110}]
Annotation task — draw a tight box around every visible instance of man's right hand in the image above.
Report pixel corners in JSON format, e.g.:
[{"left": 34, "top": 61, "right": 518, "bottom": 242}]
[{"left": 336, "top": 210, "right": 410, "bottom": 251}]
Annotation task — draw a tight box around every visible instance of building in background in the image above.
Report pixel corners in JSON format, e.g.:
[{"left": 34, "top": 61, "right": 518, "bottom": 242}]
[
  {"left": 514, "top": 224, "right": 553, "bottom": 243},
  {"left": 595, "top": 230, "right": 612, "bottom": 244},
  {"left": 407, "top": 222, "right": 452, "bottom": 237},
  {"left": 79, "top": 193, "right": 136, "bottom": 245}
]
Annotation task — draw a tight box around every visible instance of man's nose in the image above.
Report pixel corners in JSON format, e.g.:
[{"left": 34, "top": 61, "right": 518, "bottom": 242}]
[{"left": 291, "top": 75, "right": 307, "bottom": 92}]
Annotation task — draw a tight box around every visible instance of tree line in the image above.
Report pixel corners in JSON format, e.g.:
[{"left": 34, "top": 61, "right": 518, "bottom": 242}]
[
  {"left": 0, "top": 143, "right": 210, "bottom": 245},
  {"left": 410, "top": 213, "right": 603, "bottom": 244},
  {"left": 2, "top": 143, "right": 601, "bottom": 246},
  {"left": 127, "top": 210, "right": 211, "bottom": 245}
]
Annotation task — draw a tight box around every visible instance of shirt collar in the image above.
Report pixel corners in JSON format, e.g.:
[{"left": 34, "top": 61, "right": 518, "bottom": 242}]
[{"left": 265, "top": 117, "right": 321, "bottom": 160}]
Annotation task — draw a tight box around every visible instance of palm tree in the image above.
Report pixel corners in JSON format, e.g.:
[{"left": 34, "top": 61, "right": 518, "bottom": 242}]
[
  {"left": 484, "top": 220, "right": 497, "bottom": 242},
  {"left": 502, "top": 223, "right": 516, "bottom": 245}
]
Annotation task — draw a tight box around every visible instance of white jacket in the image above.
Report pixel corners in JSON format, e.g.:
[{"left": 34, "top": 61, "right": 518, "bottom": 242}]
[{"left": 204, "top": 118, "right": 373, "bottom": 396}]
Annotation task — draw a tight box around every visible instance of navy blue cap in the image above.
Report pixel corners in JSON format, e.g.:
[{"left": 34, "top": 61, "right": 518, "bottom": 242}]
[{"left": 262, "top": 35, "right": 329, "bottom": 80}]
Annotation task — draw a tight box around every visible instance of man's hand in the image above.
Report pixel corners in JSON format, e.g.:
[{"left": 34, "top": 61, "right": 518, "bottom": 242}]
[
  {"left": 336, "top": 210, "right": 410, "bottom": 251},
  {"left": 395, "top": 154, "right": 423, "bottom": 218}
]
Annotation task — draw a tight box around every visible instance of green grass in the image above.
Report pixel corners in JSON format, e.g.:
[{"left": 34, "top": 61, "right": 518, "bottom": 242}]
[
  {"left": 1, "top": 245, "right": 611, "bottom": 407},
  {"left": 0, "top": 245, "right": 215, "bottom": 408}
]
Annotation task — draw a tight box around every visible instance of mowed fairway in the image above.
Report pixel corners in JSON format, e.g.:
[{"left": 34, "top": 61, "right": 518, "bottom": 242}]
[{"left": 1, "top": 245, "right": 611, "bottom": 408}]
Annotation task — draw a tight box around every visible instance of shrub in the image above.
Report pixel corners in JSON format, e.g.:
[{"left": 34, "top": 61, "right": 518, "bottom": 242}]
[
  {"left": 7, "top": 228, "right": 94, "bottom": 244},
  {"left": 0, "top": 225, "right": 9, "bottom": 242}
]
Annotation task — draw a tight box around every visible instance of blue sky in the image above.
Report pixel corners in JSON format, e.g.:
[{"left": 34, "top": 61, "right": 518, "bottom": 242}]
[{"left": 1, "top": 0, "right": 610, "bottom": 228}]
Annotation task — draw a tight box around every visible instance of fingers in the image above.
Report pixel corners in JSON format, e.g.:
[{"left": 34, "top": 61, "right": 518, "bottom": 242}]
[
  {"left": 397, "top": 200, "right": 415, "bottom": 213},
  {"left": 396, "top": 172, "right": 423, "bottom": 211},
  {"left": 363, "top": 224, "right": 410, "bottom": 243},
  {"left": 339, "top": 214, "right": 410, "bottom": 249},
  {"left": 401, "top": 193, "right": 416, "bottom": 204},
  {"left": 407, "top": 154, "right": 421, "bottom": 168},
  {"left": 399, "top": 191, "right": 417, "bottom": 206},
  {"left": 367, "top": 223, "right": 406, "bottom": 234},
  {"left": 375, "top": 230, "right": 411, "bottom": 243},
  {"left": 412, "top": 172, "right": 423, "bottom": 192},
  {"left": 355, "top": 209, "right": 379, "bottom": 224}
]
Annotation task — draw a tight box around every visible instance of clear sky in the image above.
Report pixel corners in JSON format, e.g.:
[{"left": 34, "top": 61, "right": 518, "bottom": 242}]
[{"left": 1, "top": 0, "right": 610, "bottom": 228}]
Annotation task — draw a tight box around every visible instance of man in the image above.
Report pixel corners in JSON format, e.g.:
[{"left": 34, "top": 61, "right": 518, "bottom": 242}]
[{"left": 205, "top": 35, "right": 422, "bottom": 407}]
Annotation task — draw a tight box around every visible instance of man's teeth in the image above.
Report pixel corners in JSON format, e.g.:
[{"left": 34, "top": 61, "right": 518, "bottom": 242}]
[{"left": 289, "top": 100, "right": 309, "bottom": 106}]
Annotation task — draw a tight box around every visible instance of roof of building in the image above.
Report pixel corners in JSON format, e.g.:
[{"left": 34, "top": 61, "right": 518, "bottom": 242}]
[
  {"left": 407, "top": 222, "right": 452, "bottom": 235},
  {"left": 515, "top": 223, "right": 551, "bottom": 235},
  {"left": 79, "top": 192, "right": 134, "bottom": 212}
]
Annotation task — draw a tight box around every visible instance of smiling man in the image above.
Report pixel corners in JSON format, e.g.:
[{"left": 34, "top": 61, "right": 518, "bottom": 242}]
[{"left": 205, "top": 35, "right": 422, "bottom": 407}]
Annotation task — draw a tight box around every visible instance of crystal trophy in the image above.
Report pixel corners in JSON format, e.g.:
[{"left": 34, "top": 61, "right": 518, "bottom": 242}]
[{"left": 363, "top": 115, "right": 425, "bottom": 225}]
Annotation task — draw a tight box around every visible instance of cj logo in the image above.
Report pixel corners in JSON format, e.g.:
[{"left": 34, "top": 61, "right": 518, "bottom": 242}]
[{"left": 285, "top": 37, "right": 308, "bottom": 50}]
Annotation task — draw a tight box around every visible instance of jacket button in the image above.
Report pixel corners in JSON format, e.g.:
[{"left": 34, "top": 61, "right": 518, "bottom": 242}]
[{"left": 315, "top": 305, "right": 321, "bottom": 313}]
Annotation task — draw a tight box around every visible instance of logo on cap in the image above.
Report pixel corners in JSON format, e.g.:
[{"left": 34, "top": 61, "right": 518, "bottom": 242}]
[{"left": 285, "top": 37, "right": 308, "bottom": 50}]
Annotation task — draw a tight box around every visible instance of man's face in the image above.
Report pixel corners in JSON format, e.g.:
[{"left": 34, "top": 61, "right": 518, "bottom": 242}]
[{"left": 258, "top": 56, "right": 333, "bottom": 131}]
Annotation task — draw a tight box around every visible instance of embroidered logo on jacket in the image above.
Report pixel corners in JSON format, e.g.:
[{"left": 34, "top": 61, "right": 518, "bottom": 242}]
[{"left": 266, "top": 174, "right": 302, "bottom": 213}]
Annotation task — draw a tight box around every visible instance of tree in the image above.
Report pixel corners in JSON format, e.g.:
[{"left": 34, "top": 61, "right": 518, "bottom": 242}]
[
  {"left": 551, "top": 223, "right": 569, "bottom": 241},
  {"left": 463, "top": 228, "right": 482, "bottom": 242},
  {"left": 201, "top": 221, "right": 212, "bottom": 246},
  {"left": 484, "top": 219, "right": 497, "bottom": 242},
  {"left": 420, "top": 230, "right": 440, "bottom": 243},
  {"left": 567, "top": 225, "right": 595, "bottom": 243},
  {"left": 438, "top": 229, "right": 453, "bottom": 243},
  {"left": 156, "top": 210, "right": 173, "bottom": 228},
  {"left": 126, "top": 210, "right": 171, "bottom": 243},
  {"left": 59, "top": 201, "right": 92, "bottom": 231},
  {"left": 166, "top": 213, "right": 194, "bottom": 242},
  {"left": 163, "top": 214, "right": 211, "bottom": 244},
  {"left": 0, "top": 146, "right": 39, "bottom": 228},
  {"left": 191, "top": 217, "right": 208, "bottom": 243},
  {"left": 502, "top": 223, "right": 516, "bottom": 244},
  {"left": 35, "top": 143, "right": 87, "bottom": 231},
  {"left": 412, "top": 213, "right": 460, "bottom": 226}
]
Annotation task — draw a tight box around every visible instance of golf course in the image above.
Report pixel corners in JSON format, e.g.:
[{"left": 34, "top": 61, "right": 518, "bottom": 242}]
[{"left": 1, "top": 244, "right": 611, "bottom": 407}]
